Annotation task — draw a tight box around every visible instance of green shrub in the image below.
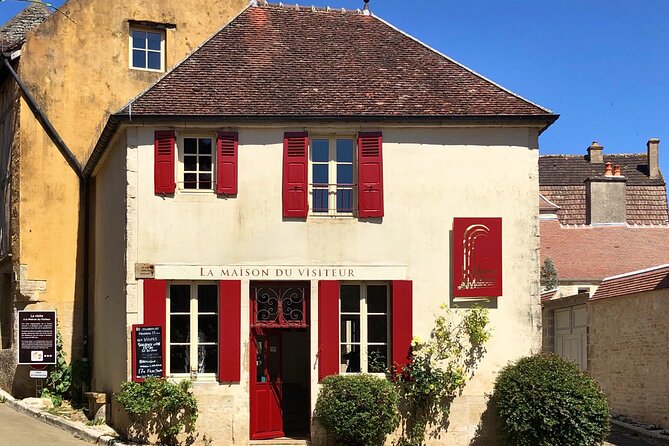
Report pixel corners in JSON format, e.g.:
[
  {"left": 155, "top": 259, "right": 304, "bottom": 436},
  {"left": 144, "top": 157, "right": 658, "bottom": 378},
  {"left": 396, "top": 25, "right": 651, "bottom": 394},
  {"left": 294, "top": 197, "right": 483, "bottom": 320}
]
[
  {"left": 493, "top": 354, "right": 610, "bottom": 446},
  {"left": 315, "top": 374, "right": 400, "bottom": 446},
  {"left": 116, "top": 378, "right": 198, "bottom": 445}
]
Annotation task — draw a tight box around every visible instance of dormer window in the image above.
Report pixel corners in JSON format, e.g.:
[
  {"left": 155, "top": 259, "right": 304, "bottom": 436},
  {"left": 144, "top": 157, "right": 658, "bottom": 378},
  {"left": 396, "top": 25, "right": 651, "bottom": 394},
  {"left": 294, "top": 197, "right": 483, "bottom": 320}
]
[{"left": 130, "top": 28, "right": 165, "bottom": 71}]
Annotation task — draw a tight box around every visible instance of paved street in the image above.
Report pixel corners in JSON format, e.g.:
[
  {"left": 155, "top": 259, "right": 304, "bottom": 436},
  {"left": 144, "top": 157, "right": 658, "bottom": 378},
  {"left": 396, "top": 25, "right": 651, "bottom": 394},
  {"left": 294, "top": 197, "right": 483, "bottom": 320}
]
[
  {"left": 606, "top": 425, "right": 664, "bottom": 446},
  {"left": 0, "top": 402, "right": 91, "bottom": 445}
]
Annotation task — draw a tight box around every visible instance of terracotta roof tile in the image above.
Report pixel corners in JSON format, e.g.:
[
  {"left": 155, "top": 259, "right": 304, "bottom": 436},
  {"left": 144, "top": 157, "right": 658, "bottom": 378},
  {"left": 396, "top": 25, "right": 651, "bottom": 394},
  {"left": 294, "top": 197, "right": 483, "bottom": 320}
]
[
  {"left": 0, "top": 3, "right": 50, "bottom": 53},
  {"left": 591, "top": 265, "right": 669, "bottom": 301},
  {"left": 540, "top": 220, "right": 669, "bottom": 280},
  {"left": 539, "top": 154, "right": 664, "bottom": 186},
  {"left": 124, "top": 4, "right": 556, "bottom": 119}
]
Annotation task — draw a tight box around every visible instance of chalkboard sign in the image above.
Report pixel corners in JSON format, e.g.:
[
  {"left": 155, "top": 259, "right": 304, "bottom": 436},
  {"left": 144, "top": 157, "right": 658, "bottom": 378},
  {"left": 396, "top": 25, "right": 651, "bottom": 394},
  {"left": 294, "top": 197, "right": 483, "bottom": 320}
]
[{"left": 132, "top": 325, "right": 164, "bottom": 381}]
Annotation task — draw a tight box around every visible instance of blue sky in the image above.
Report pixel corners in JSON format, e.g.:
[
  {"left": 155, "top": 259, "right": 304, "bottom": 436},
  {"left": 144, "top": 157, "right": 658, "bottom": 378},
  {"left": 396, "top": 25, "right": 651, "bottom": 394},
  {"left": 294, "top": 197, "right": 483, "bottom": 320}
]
[{"left": 1, "top": 0, "right": 668, "bottom": 168}]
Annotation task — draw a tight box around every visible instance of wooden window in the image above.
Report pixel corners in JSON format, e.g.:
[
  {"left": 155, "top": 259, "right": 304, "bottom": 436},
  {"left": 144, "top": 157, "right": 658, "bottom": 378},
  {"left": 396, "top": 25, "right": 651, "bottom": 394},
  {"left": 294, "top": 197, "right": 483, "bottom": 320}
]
[
  {"left": 130, "top": 28, "right": 165, "bottom": 71},
  {"left": 310, "top": 137, "right": 356, "bottom": 216}
]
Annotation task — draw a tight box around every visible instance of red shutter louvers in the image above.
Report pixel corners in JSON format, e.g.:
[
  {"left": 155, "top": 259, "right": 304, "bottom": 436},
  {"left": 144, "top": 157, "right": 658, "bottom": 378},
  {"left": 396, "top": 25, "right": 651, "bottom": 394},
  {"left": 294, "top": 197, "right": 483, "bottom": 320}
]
[
  {"left": 357, "top": 132, "right": 384, "bottom": 218},
  {"left": 282, "top": 132, "right": 309, "bottom": 218},
  {"left": 154, "top": 130, "right": 176, "bottom": 194},
  {"left": 216, "top": 131, "right": 239, "bottom": 195}
]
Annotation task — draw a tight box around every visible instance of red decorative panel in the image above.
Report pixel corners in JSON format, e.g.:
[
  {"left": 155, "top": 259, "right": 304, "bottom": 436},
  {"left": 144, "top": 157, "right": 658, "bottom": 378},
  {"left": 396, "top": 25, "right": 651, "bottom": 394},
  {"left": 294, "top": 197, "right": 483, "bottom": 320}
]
[{"left": 453, "top": 217, "right": 502, "bottom": 298}]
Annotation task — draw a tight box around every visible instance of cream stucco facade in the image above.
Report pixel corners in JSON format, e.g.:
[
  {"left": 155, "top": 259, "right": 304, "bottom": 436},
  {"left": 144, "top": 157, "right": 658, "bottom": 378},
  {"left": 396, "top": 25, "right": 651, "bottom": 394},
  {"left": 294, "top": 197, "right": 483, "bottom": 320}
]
[
  {"left": 0, "top": 0, "right": 248, "bottom": 395},
  {"left": 92, "top": 122, "right": 544, "bottom": 445}
]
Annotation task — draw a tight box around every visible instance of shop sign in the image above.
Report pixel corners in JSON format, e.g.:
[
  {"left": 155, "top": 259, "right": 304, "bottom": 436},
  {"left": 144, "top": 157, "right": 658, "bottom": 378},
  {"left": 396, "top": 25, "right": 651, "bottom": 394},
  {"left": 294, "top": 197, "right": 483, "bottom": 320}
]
[
  {"left": 453, "top": 217, "right": 502, "bottom": 298},
  {"left": 132, "top": 325, "right": 163, "bottom": 382},
  {"left": 17, "top": 310, "right": 56, "bottom": 365}
]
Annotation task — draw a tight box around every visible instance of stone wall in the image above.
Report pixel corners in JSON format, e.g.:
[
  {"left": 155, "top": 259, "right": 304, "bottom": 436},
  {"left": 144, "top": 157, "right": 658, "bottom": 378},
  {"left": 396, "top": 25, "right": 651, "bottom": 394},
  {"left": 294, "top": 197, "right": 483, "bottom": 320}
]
[{"left": 589, "top": 289, "right": 669, "bottom": 428}]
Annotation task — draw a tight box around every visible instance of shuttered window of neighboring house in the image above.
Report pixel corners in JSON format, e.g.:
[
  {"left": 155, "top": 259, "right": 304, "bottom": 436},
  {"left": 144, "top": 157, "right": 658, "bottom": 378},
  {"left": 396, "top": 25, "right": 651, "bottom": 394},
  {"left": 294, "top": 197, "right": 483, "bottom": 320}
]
[
  {"left": 216, "top": 132, "right": 238, "bottom": 195},
  {"left": 154, "top": 131, "right": 176, "bottom": 194},
  {"left": 283, "top": 132, "right": 309, "bottom": 218},
  {"left": 143, "top": 279, "right": 167, "bottom": 377},
  {"left": 357, "top": 132, "right": 384, "bottom": 218}
]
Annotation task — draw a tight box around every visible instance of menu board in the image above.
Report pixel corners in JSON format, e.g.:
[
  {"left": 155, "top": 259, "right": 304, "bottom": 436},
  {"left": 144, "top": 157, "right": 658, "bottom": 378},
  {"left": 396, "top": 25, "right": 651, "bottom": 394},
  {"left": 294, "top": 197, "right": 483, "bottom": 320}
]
[
  {"left": 18, "top": 311, "right": 56, "bottom": 365},
  {"left": 132, "top": 325, "right": 163, "bottom": 381}
]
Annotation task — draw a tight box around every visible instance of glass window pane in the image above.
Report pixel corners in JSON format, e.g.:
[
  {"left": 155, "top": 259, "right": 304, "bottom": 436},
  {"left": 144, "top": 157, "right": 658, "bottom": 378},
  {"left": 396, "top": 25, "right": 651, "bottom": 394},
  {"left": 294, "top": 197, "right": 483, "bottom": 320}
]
[
  {"left": 367, "top": 285, "right": 388, "bottom": 313},
  {"left": 268, "top": 336, "right": 280, "bottom": 380},
  {"left": 337, "top": 164, "right": 353, "bottom": 185},
  {"left": 170, "top": 345, "right": 189, "bottom": 374},
  {"left": 170, "top": 284, "right": 190, "bottom": 312},
  {"left": 368, "top": 345, "right": 388, "bottom": 373},
  {"left": 336, "top": 139, "right": 353, "bottom": 163},
  {"left": 341, "top": 344, "right": 360, "bottom": 373},
  {"left": 198, "top": 315, "right": 218, "bottom": 343},
  {"left": 200, "top": 156, "right": 212, "bottom": 172},
  {"left": 198, "top": 345, "right": 217, "bottom": 374},
  {"left": 184, "top": 156, "right": 197, "bottom": 172},
  {"left": 337, "top": 189, "right": 353, "bottom": 213},
  {"left": 199, "top": 173, "right": 212, "bottom": 189},
  {"left": 170, "top": 315, "right": 190, "bottom": 343},
  {"left": 184, "top": 173, "right": 197, "bottom": 189},
  {"left": 132, "top": 50, "right": 145, "bottom": 68},
  {"left": 184, "top": 138, "right": 197, "bottom": 154},
  {"left": 313, "top": 164, "right": 328, "bottom": 184},
  {"left": 255, "top": 336, "right": 266, "bottom": 382},
  {"left": 340, "top": 285, "right": 360, "bottom": 312},
  {"left": 340, "top": 315, "right": 360, "bottom": 343},
  {"left": 312, "top": 188, "right": 328, "bottom": 213},
  {"left": 147, "top": 51, "right": 161, "bottom": 70},
  {"left": 147, "top": 32, "right": 162, "bottom": 50},
  {"left": 198, "top": 285, "right": 217, "bottom": 312},
  {"left": 199, "top": 138, "right": 212, "bottom": 154},
  {"left": 367, "top": 315, "right": 388, "bottom": 343},
  {"left": 132, "top": 31, "right": 146, "bottom": 49},
  {"left": 312, "top": 139, "right": 329, "bottom": 162}
]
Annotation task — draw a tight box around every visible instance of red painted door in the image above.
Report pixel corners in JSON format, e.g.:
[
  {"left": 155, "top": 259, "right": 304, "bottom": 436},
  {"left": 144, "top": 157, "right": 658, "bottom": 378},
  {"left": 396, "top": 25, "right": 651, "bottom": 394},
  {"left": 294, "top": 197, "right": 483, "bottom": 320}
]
[{"left": 250, "top": 329, "right": 284, "bottom": 440}]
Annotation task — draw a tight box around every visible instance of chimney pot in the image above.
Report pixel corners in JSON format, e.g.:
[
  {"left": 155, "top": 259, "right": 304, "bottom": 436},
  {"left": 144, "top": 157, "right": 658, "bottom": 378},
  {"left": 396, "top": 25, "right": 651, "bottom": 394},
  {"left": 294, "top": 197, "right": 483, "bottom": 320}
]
[
  {"left": 613, "top": 165, "right": 622, "bottom": 177},
  {"left": 588, "top": 141, "right": 604, "bottom": 163},
  {"left": 604, "top": 162, "right": 613, "bottom": 177},
  {"left": 647, "top": 138, "right": 660, "bottom": 179}
]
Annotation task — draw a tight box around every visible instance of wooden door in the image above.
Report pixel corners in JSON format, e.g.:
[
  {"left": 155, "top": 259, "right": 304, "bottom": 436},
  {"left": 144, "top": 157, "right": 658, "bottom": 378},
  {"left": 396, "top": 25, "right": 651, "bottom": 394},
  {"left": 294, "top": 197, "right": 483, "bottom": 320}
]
[{"left": 250, "top": 329, "right": 284, "bottom": 440}]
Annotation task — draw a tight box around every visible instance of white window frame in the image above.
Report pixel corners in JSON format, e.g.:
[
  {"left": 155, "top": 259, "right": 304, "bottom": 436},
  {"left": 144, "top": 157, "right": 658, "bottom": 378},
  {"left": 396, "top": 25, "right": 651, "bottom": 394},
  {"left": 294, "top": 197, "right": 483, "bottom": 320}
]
[
  {"left": 166, "top": 282, "right": 219, "bottom": 380},
  {"left": 309, "top": 135, "right": 357, "bottom": 217},
  {"left": 339, "top": 282, "right": 390, "bottom": 375},
  {"left": 129, "top": 27, "right": 166, "bottom": 72},
  {"left": 176, "top": 134, "right": 216, "bottom": 192}
]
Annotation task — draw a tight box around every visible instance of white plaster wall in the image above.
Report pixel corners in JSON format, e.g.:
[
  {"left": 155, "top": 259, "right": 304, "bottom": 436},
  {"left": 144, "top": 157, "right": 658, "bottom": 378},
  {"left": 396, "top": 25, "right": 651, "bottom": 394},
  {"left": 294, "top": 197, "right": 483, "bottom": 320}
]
[
  {"left": 118, "top": 123, "right": 541, "bottom": 445},
  {"left": 92, "top": 133, "right": 128, "bottom": 393}
]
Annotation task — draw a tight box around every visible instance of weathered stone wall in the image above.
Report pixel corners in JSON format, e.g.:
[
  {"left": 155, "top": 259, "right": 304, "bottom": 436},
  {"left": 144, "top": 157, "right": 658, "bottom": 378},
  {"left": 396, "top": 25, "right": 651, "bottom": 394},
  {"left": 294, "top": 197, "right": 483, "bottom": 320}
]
[{"left": 589, "top": 289, "right": 669, "bottom": 428}]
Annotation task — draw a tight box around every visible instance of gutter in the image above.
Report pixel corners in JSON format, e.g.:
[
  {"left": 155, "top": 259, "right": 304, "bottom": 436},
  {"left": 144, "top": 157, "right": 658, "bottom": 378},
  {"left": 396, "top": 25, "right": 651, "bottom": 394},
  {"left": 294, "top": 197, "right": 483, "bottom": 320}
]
[{"left": 1, "top": 57, "right": 91, "bottom": 368}]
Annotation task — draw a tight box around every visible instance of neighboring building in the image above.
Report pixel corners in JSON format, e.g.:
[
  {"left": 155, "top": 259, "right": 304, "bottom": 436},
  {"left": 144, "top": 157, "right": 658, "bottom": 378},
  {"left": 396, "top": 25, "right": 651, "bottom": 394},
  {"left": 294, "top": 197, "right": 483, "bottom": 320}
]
[
  {"left": 0, "top": 0, "right": 248, "bottom": 395},
  {"left": 589, "top": 265, "right": 669, "bottom": 428},
  {"left": 540, "top": 140, "right": 669, "bottom": 369},
  {"left": 88, "top": 3, "right": 556, "bottom": 444}
]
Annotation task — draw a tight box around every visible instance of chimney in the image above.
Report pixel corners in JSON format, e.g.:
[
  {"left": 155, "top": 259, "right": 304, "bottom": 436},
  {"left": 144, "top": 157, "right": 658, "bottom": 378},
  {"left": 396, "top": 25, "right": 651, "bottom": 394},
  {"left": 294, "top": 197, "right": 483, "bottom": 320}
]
[
  {"left": 588, "top": 141, "right": 604, "bottom": 163},
  {"left": 586, "top": 171, "right": 626, "bottom": 224},
  {"left": 647, "top": 138, "right": 660, "bottom": 179}
]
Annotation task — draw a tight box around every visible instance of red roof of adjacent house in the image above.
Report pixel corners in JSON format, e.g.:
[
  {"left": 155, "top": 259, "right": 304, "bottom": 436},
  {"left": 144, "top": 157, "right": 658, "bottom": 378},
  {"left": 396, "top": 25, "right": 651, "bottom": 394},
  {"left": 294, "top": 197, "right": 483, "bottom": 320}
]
[
  {"left": 0, "top": 3, "right": 50, "bottom": 52},
  {"left": 122, "top": 3, "right": 556, "bottom": 120},
  {"left": 539, "top": 154, "right": 668, "bottom": 225},
  {"left": 591, "top": 264, "right": 669, "bottom": 301},
  {"left": 540, "top": 220, "right": 669, "bottom": 280}
]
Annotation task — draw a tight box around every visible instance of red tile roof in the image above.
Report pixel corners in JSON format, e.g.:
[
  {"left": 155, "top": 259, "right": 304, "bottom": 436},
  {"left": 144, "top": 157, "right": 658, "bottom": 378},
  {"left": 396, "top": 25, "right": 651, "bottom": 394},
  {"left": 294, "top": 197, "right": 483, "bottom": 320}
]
[
  {"left": 123, "top": 4, "right": 556, "bottom": 120},
  {"left": 540, "top": 220, "right": 669, "bottom": 280},
  {"left": 591, "top": 265, "right": 669, "bottom": 301},
  {"left": 539, "top": 154, "right": 664, "bottom": 186},
  {"left": 0, "top": 3, "right": 50, "bottom": 52}
]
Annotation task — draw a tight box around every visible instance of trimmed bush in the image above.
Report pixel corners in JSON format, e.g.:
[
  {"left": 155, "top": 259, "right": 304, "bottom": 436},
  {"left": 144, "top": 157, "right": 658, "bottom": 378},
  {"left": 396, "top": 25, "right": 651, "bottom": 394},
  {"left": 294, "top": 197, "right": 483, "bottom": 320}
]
[
  {"left": 493, "top": 354, "right": 610, "bottom": 446},
  {"left": 315, "top": 374, "right": 400, "bottom": 446}
]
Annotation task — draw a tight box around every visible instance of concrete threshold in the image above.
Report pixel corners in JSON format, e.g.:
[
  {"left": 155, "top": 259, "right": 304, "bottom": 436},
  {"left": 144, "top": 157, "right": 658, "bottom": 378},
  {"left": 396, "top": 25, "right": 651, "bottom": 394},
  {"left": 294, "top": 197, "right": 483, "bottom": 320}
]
[
  {"left": 612, "top": 419, "right": 669, "bottom": 446},
  {"left": 249, "top": 438, "right": 310, "bottom": 446},
  {"left": 0, "top": 388, "right": 137, "bottom": 446}
]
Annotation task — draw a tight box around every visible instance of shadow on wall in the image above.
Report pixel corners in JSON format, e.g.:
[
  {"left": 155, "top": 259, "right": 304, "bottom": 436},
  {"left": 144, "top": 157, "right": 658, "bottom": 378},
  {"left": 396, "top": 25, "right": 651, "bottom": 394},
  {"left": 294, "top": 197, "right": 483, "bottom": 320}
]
[{"left": 469, "top": 396, "right": 501, "bottom": 446}]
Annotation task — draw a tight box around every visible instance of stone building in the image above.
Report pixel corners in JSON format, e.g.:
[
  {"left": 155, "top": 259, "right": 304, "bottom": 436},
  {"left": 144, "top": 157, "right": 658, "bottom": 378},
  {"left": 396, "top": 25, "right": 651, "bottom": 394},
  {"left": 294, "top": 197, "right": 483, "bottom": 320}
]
[
  {"left": 86, "top": 3, "right": 556, "bottom": 445},
  {"left": 0, "top": 0, "right": 249, "bottom": 395}
]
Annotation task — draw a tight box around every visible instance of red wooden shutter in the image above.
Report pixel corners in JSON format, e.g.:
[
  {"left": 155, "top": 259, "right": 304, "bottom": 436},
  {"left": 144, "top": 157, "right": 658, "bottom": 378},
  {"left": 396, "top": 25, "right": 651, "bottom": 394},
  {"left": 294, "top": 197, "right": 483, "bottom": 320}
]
[
  {"left": 357, "top": 132, "right": 384, "bottom": 218},
  {"left": 283, "top": 132, "right": 309, "bottom": 218},
  {"left": 154, "top": 130, "right": 176, "bottom": 194},
  {"left": 391, "top": 280, "right": 412, "bottom": 373},
  {"left": 318, "top": 280, "right": 340, "bottom": 381},
  {"left": 219, "top": 280, "right": 241, "bottom": 382},
  {"left": 216, "top": 131, "right": 238, "bottom": 195},
  {"left": 143, "top": 279, "right": 167, "bottom": 377}
]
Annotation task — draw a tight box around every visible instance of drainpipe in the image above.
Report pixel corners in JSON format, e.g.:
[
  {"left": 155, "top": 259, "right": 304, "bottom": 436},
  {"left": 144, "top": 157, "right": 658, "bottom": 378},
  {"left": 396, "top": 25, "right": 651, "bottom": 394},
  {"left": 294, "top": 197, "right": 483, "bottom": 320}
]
[{"left": 2, "top": 57, "right": 91, "bottom": 374}]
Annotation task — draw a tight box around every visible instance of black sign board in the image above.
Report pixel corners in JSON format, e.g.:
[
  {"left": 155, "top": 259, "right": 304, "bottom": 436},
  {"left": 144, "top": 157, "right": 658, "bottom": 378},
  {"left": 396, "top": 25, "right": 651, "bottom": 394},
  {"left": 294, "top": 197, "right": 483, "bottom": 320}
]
[
  {"left": 18, "top": 311, "right": 56, "bottom": 365},
  {"left": 132, "top": 325, "right": 164, "bottom": 381}
]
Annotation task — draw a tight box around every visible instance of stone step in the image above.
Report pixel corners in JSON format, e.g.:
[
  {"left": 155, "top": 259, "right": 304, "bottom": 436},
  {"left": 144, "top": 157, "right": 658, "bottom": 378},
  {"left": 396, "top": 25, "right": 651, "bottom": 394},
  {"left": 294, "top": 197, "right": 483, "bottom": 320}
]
[{"left": 249, "top": 438, "right": 310, "bottom": 446}]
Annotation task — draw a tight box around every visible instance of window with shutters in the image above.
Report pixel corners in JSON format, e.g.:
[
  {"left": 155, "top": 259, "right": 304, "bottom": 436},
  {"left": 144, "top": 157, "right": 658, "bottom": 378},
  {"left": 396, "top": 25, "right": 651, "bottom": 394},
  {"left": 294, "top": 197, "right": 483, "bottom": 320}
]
[
  {"left": 167, "top": 283, "right": 219, "bottom": 377},
  {"left": 178, "top": 136, "right": 214, "bottom": 191},
  {"left": 130, "top": 27, "right": 165, "bottom": 71},
  {"left": 340, "top": 283, "right": 390, "bottom": 374},
  {"left": 310, "top": 137, "right": 356, "bottom": 216}
]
